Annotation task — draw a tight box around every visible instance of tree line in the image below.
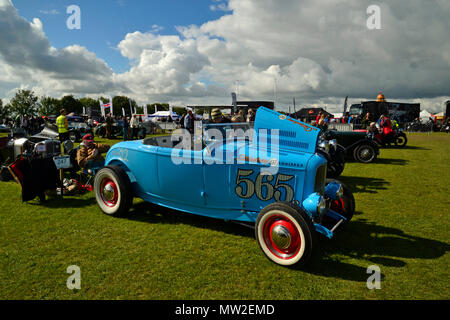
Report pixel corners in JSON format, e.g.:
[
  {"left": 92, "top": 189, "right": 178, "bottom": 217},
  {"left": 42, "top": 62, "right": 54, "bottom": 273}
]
[{"left": 0, "top": 89, "right": 188, "bottom": 120}]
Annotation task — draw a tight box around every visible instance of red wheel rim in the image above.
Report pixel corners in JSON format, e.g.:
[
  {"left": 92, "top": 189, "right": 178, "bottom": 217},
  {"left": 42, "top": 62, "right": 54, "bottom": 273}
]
[
  {"left": 262, "top": 215, "right": 301, "bottom": 260},
  {"left": 100, "top": 178, "right": 119, "bottom": 207}
]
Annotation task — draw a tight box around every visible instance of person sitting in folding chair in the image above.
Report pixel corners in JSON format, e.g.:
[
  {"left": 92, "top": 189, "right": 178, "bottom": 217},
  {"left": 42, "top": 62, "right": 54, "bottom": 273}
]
[{"left": 77, "top": 134, "right": 110, "bottom": 172}]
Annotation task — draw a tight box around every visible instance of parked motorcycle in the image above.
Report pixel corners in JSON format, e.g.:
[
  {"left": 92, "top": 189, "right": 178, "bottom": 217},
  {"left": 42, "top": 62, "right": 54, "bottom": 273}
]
[{"left": 372, "top": 127, "right": 407, "bottom": 148}]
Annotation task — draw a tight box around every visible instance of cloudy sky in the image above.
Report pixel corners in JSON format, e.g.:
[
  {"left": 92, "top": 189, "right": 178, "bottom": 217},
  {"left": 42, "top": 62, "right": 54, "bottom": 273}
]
[{"left": 0, "top": 0, "right": 449, "bottom": 113}]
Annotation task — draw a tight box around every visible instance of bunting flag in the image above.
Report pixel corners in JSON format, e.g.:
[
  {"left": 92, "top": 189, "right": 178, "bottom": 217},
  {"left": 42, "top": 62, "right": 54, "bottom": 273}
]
[
  {"left": 100, "top": 101, "right": 106, "bottom": 117},
  {"left": 129, "top": 98, "right": 133, "bottom": 115},
  {"left": 343, "top": 96, "right": 348, "bottom": 114},
  {"left": 110, "top": 97, "right": 114, "bottom": 117}
]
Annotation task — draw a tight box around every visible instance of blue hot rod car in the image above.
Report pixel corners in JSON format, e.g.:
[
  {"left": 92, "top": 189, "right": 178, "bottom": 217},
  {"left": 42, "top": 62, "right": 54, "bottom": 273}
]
[{"left": 93, "top": 107, "right": 355, "bottom": 267}]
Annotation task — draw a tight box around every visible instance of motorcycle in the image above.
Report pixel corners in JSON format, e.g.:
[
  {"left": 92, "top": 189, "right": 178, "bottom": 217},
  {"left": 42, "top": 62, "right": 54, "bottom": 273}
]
[{"left": 373, "top": 127, "right": 407, "bottom": 147}]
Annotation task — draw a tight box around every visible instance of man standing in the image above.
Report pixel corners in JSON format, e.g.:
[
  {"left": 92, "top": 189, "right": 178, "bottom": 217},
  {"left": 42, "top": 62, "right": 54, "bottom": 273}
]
[
  {"left": 130, "top": 115, "right": 139, "bottom": 140},
  {"left": 184, "top": 109, "right": 195, "bottom": 134},
  {"left": 56, "top": 109, "right": 69, "bottom": 143},
  {"left": 105, "top": 114, "right": 113, "bottom": 139},
  {"left": 122, "top": 116, "right": 129, "bottom": 141}
]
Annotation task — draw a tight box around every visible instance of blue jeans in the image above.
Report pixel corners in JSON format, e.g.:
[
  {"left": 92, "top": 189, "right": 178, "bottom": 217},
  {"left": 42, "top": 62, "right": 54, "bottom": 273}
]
[{"left": 123, "top": 127, "right": 128, "bottom": 141}]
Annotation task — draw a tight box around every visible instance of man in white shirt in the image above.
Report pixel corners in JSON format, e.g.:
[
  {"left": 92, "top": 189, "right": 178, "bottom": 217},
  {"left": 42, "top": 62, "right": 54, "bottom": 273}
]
[{"left": 130, "top": 115, "right": 139, "bottom": 140}]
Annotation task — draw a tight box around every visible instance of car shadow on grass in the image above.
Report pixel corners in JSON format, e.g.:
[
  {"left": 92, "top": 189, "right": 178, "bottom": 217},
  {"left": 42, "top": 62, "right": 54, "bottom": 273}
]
[
  {"left": 400, "top": 145, "right": 431, "bottom": 151},
  {"left": 126, "top": 202, "right": 255, "bottom": 238},
  {"left": 374, "top": 158, "right": 409, "bottom": 165},
  {"left": 27, "top": 195, "right": 96, "bottom": 209},
  {"left": 304, "top": 219, "right": 449, "bottom": 282},
  {"left": 337, "top": 176, "right": 390, "bottom": 194}
]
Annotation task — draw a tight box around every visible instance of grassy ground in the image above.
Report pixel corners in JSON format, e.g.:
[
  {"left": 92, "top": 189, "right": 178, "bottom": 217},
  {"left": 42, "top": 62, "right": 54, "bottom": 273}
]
[{"left": 0, "top": 132, "right": 449, "bottom": 300}]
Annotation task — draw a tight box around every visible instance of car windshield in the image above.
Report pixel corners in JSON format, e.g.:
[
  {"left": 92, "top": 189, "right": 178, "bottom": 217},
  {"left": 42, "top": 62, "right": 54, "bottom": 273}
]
[{"left": 202, "top": 122, "right": 253, "bottom": 146}]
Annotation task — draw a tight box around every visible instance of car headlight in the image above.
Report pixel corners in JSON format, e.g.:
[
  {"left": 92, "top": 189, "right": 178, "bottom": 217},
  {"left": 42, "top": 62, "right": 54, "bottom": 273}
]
[
  {"left": 302, "top": 193, "right": 326, "bottom": 219},
  {"left": 318, "top": 140, "right": 329, "bottom": 153},
  {"left": 329, "top": 139, "right": 337, "bottom": 150}
]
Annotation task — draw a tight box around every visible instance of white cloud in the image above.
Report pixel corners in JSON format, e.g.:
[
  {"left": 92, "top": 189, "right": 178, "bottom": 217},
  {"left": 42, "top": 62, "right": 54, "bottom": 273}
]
[{"left": 0, "top": 0, "right": 117, "bottom": 100}]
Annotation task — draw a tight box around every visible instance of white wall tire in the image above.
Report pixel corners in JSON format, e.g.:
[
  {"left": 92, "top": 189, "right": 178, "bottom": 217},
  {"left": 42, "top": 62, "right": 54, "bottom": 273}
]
[
  {"left": 255, "top": 202, "right": 315, "bottom": 267},
  {"left": 94, "top": 166, "right": 133, "bottom": 217}
]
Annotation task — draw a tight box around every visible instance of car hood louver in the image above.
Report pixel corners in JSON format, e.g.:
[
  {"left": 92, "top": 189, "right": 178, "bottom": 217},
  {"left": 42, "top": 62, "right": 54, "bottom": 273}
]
[{"left": 254, "top": 107, "right": 321, "bottom": 154}]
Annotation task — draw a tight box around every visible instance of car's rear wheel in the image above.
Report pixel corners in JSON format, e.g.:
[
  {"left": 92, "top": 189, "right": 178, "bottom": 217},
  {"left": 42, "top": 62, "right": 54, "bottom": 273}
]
[
  {"left": 94, "top": 165, "right": 133, "bottom": 217},
  {"left": 353, "top": 144, "right": 377, "bottom": 163},
  {"left": 256, "top": 202, "right": 316, "bottom": 267}
]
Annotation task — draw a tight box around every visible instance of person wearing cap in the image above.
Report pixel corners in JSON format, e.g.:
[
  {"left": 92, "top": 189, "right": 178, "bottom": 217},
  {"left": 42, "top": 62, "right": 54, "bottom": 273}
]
[
  {"left": 77, "top": 134, "right": 111, "bottom": 169},
  {"left": 210, "top": 108, "right": 230, "bottom": 124}
]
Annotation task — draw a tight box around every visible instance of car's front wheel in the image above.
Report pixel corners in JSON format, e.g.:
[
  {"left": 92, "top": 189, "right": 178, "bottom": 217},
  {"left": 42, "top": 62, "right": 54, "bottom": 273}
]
[
  {"left": 255, "top": 202, "right": 316, "bottom": 267},
  {"left": 94, "top": 165, "right": 133, "bottom": 217},
  {"left": 353, "top": 144, "right": 377, "bottom": 163}
]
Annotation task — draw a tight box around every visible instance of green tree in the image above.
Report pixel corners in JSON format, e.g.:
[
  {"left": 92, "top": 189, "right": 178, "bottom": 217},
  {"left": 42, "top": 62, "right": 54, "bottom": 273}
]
[
  {"left": 147, "top": 103, "right": 170, "bottom": 113},
  {"left": 0, "top": 99, "right": 10, "bottom": 120},
  {"left": 173, "top": 107, "right": 186, "bottom": 116},
  {"left": 112, "top": 96, "right": 138, "bottom": 116},
  {"left": 79, "top": 97, "right": 100, "bottom": 115},
  {"left": 39, "top": 96, "right": 61, "bottom": 116},
  {"left": 135, "top": 106, "right": 144, "bottom": 114},
  {"left": 61, "top": 95, "right": 83, "bottom": 115},
  {"left": 9, "top": 89, "right": 40, "bottom": 117}
]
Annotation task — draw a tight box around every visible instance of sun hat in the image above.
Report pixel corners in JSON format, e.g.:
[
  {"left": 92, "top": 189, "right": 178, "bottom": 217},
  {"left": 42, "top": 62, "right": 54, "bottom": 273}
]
[{"left": 211, "top": 108, "right": 222, "bottom": 120}]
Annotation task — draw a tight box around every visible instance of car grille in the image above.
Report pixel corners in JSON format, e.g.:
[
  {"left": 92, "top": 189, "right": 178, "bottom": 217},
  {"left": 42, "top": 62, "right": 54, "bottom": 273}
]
[{"left": 314, "top": 165, "right": 326, "bottom": 195}]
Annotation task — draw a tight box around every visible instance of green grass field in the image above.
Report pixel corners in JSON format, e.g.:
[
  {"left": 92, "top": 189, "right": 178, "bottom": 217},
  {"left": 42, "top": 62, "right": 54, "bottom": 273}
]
[{"left": 0, "top": 133, "right": 449, "bottom": 300}]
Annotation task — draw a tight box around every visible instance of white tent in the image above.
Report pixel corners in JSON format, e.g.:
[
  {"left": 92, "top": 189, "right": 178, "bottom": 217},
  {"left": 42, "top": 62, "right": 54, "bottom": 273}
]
[
  {"left": 420, "top": 110, "right": 433, "bottom": 121},
  {"left": 145, "top": 111, "right": 181, "bottom": 123}
]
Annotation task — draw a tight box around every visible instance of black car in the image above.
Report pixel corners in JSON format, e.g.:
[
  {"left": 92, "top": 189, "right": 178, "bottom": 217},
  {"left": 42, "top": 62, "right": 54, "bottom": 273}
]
[
  {"left": 323, "top": 130, "right": 380, "bottom": 163},
  {"left": 67, "top": 122, "right": 93, "bottom": 142}
]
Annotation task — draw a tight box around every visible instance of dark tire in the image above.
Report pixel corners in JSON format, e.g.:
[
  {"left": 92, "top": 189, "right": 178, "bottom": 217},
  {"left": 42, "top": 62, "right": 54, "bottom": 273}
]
[
  {"left": 255, "top": 202, "right": 316, "bottom": 267},
  {"left": 395, "top": 133, "right": 407, "bottom": 147},
  {"left": 326, "top": 179, "right": 355, "bottom": 222},
  {"left": 353, "top": 144, "right": 377, "bottom": 163},
  {"left": 96, "top": 127, "right": 106, "bottom": 138},
  {"left": 327, "top": 145, "right": 346, "bottom": 179},
  {"left": 94, "top": 165, "right": 133, "bottom": 217}
]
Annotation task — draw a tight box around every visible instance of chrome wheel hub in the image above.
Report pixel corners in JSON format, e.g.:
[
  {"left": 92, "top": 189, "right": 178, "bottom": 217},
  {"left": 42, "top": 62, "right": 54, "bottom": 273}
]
[
  {"left": 270, "top": 225, "right": 292, "bottom": 250},
  {"left": 103, "top": 183, "right": 116, "bottom": 202}
]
